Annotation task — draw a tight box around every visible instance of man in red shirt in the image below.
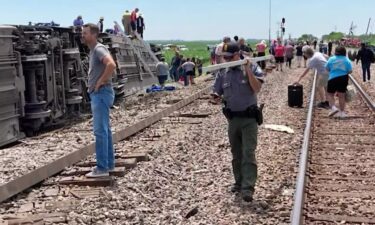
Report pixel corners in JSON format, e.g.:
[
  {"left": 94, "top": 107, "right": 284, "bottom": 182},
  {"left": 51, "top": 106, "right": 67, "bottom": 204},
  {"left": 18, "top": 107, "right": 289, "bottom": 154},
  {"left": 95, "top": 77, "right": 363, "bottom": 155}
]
[{"left": 130, "top": 8, "right": 139, "bottom": 33}]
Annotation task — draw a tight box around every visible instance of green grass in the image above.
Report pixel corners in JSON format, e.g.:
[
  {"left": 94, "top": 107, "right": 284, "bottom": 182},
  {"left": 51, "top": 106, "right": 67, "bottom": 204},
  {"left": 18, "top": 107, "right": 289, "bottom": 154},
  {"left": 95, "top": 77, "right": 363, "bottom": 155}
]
[
  {"left": 159, "top": 41, "right": 217, "bottom": 66},
  {"left": 151, "top": 40, "right": 259, "bottom": 67}
]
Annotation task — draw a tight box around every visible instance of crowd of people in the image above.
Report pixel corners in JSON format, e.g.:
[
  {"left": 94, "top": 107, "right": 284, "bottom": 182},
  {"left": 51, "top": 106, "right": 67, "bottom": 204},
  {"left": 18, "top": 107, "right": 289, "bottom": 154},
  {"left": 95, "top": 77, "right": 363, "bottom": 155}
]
[
  {"left": 293, "top": 41, "right": 374, "bottom": 119},
  {"left": 74, "top": 13, "right": 374, "bottom": 204},
  {"left": 73, "top": 8, "right": 146, "bottom": 38}
]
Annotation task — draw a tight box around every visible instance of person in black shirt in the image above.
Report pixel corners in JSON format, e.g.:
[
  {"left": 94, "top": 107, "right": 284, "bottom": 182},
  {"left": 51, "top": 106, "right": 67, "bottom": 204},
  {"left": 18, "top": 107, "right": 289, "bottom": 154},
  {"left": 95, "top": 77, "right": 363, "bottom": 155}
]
[
  {"left": 137, "top": 13, "right": 145, "bottom": 38},
  {"left": 313, "top": 39, "right": 317, "bottom": 50},
  {"left": 170, "top": 52, "right": 181, "bottom": 81},
  {"left": 239, "top": 38, "right": 253, "bottom": 59},
  {"left": 356, "top": 43, "right": 374, "bottom": 82},
  {"left": 295, "top": 43, "right": 303, "bottom": 68}
]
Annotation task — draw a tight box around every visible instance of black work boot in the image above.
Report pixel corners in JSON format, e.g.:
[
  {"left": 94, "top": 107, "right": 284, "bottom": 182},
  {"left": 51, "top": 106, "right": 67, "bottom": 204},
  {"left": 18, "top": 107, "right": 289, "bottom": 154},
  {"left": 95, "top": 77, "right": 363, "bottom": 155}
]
[
  {"left": 241, "top": 190, "right": 254, "bottom": 202},
  {"left": 230, "top": 184, "right": 241, "bottom": 193}
]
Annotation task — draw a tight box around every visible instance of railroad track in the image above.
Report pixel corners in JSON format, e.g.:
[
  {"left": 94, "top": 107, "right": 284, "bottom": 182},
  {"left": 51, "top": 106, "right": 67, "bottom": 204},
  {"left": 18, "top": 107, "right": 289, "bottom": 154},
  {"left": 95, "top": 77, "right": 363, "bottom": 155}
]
[
  {"left": 0, "top": 81, "right": 215, "bottom": 224},
  {"left": 291, "top": 72, "right": 375, "bottom": 224}
]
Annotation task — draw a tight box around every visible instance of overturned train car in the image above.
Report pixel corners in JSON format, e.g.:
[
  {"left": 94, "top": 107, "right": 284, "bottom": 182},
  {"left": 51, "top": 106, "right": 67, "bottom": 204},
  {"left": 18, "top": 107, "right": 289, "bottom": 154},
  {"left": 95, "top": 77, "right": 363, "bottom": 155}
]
[{"left": 0, "top": 25, "right": 158, "bottom": 147}]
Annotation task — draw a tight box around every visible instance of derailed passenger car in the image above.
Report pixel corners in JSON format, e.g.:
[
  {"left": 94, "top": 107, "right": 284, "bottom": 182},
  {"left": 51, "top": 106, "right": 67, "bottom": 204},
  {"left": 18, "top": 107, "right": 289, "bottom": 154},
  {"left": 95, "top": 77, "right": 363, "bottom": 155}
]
[{"left": 0, "top": 24, "right": 158, "bottom": 146}]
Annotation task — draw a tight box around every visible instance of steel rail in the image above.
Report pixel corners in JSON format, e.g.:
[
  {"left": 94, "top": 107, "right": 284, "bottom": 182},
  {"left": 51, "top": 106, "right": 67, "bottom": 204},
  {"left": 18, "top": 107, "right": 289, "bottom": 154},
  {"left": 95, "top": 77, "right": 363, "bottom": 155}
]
[{"left": 290, "top": 70, "right": 317, "bottom": 225}]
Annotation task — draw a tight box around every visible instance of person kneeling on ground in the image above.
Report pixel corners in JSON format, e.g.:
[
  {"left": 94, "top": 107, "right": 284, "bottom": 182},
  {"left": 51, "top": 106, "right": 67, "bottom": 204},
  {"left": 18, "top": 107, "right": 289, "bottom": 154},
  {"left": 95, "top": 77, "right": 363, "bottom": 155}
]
[
  {"left": 295, "top": 47, "right": 330, "bottom": 109},
  {"left": 325, "top": 46, "right": 352, "bottom": 119},
  {"left": 156, "top": 58, "right": 169, "bottom": 87}
]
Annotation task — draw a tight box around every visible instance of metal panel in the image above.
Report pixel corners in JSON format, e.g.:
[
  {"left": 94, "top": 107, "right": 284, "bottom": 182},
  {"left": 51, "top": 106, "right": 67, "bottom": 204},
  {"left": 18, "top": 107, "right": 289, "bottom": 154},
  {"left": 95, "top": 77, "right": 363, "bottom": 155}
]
[{"left": 0, "top": 26, "right": 23, "bottom": 147}]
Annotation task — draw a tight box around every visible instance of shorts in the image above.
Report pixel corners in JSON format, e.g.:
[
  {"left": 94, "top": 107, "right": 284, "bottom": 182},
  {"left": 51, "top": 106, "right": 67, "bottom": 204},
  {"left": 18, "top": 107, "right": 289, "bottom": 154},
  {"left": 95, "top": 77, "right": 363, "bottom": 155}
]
[
  {"left": 157, "top": 75, "right": 168, "bottom": 85},
  {"left": 275, "top": 56, "right": 284, "bottom": 63},
  {"left": 186, "top": 70, "right": 194, "bottom": 76},
  {"left": 317, "top": 73, "right": 328, "bottom": 88},
  {"left": 303, "top": 55, "right": 307, "bottom": 60},
  {"left": 327, "top": 75, "right": 349, "bottom": 93}
]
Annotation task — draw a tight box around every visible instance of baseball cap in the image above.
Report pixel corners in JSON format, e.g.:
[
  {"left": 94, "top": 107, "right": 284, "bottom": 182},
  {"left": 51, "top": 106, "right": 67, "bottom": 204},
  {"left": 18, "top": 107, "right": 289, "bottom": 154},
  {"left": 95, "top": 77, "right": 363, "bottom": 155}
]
[{"left": 222, "top": 42, "right": 240, "bottom": 56}]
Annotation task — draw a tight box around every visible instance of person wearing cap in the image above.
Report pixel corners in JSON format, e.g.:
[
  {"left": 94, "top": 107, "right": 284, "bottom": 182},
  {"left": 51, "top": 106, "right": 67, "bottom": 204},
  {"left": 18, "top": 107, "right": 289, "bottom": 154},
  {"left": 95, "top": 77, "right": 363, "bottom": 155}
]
[
  {"left": 97, "top": 17, "right": 104, "bottom": 33},
  {"left": 136, "top": 13, "right": 145, "bottom": 38},
  {"left": 122, "top": 10, "right": 132, "bottom": 35},
  {"left": 212, "top": 42, "right": 265, "bottom": 202}
]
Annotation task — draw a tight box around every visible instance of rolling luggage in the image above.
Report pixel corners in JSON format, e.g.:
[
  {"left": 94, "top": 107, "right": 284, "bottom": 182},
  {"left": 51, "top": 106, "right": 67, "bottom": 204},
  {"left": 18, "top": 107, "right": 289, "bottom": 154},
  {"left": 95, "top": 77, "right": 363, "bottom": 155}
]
[{"left": 288, "top": 84, "right": 303, "bottom": 107}]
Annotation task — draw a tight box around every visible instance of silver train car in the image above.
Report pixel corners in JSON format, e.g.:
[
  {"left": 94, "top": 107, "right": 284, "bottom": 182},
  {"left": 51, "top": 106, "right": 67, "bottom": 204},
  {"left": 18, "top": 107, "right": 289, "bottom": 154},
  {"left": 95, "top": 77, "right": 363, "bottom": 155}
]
[{"left": 0, "top": 25, "right": 159, "bottom": 147}]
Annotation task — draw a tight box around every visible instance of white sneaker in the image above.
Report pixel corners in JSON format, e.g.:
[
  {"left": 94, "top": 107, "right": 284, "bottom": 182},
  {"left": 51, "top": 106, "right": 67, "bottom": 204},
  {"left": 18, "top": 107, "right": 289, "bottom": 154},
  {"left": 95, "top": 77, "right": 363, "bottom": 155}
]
[
  {"left": 339, "top": 111, "right": 348, "bottom": 119},
  {"left": 85, "top": 168, "right": 109, "bottom": 178},
  {"left": 334, "top": 111, "right": 348, "bottom": 119},
  {"left": 328, "top": 106, "right": 339, "bottom": 117}
]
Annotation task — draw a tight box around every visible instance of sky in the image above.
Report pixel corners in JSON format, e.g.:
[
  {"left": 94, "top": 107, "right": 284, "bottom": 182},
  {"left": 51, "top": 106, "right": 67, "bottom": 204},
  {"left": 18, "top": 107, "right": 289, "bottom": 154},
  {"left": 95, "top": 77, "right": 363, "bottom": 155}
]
[{"left": 0, "top": 0, "right": 374, "bottom": 41}]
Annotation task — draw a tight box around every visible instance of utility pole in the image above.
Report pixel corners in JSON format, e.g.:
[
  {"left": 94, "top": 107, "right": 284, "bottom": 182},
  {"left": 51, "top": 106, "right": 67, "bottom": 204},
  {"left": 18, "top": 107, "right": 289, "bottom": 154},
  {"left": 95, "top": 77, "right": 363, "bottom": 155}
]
[
  {"left": 268, "top": 0, "right": 272, "bottom": 47},
  {"left": 366, "top": 18, "right": 371, "bottom": 35}
]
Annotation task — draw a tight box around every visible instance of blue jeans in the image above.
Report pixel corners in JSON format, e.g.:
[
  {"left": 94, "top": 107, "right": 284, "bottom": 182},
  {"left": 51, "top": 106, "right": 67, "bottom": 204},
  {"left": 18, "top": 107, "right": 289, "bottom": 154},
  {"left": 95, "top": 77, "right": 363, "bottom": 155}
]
[
  {"left": 89, "top": 85, "right": 115, "bottom": 172},
  {"left": 169, "top": 66, "right": 178, "bottom": 81}
]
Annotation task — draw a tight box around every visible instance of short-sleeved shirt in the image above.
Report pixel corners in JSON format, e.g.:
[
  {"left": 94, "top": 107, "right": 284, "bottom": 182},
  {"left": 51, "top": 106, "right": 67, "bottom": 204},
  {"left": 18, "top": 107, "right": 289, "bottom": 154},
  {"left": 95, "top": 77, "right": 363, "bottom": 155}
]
[
  {"left": 285, "top": 45, "right": 294, "bottom": 58},
  {"left": 73, "top": 19, "right": 84, "bottom": 26},
  {"left": 256, "top": 43, "right": 267, "bottom": 53},
  {"left": 308, "top": 52, "right": 328, "bottom": 75},
  {"left": 215, "top": 42, "right": 224, "bottom": 56},
  {"left": 275, "top": 45, "right": 285, "bottom": 57},
  {"left": 296, "top": 46, "right": 303, "bottom": 56},
  {"left": 325, "top": 55, "right": 352, "bottom": 80},
  {"left": 88, "top": 43, "right": 112, "bottom": 92},
  {"left": 302, "top": 45, "right": 309, "bottom": 53},
  {"left": 213, "top": 65, "right": 264, "bottom": 111},
  {"left": 156, "top": 62, "right": 169, "bottom": 76},
  {"left": 181, "top": 62, "right": 195, "bottom": 72},
  {"left": 131, "top": 11, "right": 137, "bottom": 22}
]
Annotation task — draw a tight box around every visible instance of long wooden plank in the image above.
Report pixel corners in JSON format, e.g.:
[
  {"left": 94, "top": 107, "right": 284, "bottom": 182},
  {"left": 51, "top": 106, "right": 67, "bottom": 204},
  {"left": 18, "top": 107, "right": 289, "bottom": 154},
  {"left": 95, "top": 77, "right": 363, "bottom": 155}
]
[
  {"left": 308, "top": 214, "right": 375, "bottom": 223},
  {"left": 202, "top": 55, "right": 273, "bottom": 73},
  {"left": 0, "top": 86, "right": 212, "bottom": 203}
]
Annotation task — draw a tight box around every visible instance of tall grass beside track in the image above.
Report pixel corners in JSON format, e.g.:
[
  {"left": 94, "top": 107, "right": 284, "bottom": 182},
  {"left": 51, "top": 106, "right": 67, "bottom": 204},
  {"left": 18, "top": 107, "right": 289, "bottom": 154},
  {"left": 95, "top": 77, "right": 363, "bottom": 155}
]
[{"left": 150, "top": 40, "right": 258, "bottom": 67}]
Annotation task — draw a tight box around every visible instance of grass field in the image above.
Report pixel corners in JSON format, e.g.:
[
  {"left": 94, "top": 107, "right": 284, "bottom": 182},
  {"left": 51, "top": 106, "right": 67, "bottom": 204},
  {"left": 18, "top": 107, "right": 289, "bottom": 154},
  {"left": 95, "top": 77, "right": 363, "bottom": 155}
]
[{"left": 150, "top": 40, "right": 259, "bottom": 67}]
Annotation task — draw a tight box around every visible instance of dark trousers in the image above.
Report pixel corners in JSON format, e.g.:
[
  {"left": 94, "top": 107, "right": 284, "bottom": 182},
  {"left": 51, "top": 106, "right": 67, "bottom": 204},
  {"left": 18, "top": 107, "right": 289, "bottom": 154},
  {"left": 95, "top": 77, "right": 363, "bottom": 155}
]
[
  {"left": 130, "top": 21, "right": 136, "bottom": 31},
  {"left": 257, "top": 52, "right": 266, "bottom": 69},
  {"left": 362, "top": 62, "right": 371, "bottom": 81},
  {"left": 228, "top": 117, "right": 258, "bottom": 193},
  {"left": 328, "top": 47, "right": 332, "bottom": 56},
  {"left": 137, "top": 27, "right": 144, "bottom": 38},
  {"left": 286, "top": 57, "right": 293, "bottom": 68}
]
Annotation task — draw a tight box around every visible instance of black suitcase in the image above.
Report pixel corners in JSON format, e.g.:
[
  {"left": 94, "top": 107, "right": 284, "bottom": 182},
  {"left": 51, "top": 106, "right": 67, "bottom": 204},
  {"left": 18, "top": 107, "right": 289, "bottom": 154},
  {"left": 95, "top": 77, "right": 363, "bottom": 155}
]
[{"left": 288, "top": 84, "right": 303, "bottom": 107}]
